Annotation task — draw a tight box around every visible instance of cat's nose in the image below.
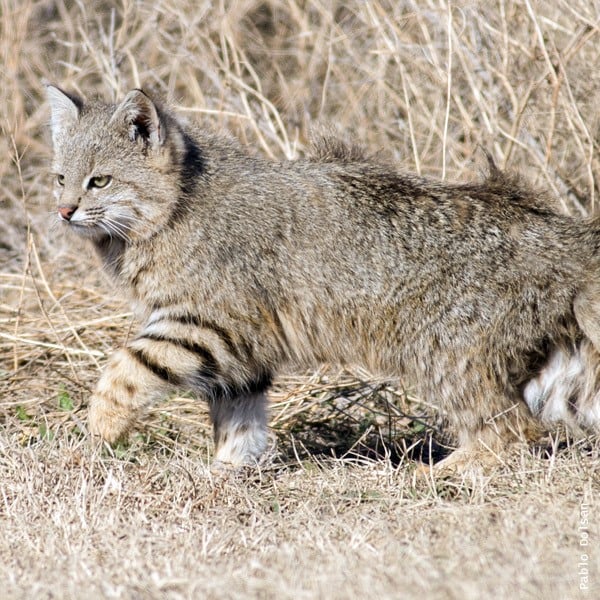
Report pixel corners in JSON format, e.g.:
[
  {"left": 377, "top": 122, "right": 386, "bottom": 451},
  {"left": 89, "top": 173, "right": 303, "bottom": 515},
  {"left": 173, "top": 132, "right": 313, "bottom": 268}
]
[{"left": 58, "top": 205, "right": 77, "bottom": 221}]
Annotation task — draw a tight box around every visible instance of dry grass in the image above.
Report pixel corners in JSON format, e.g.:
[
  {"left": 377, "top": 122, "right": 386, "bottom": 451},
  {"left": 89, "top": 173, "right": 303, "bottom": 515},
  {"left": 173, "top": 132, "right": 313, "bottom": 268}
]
[{"left": 1, "top": 1, "right": 600, "bottom": 598}]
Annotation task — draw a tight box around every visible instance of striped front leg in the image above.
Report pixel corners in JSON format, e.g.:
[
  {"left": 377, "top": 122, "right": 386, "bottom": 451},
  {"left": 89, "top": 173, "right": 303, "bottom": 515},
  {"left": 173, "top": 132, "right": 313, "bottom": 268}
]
[
  {"left": 88, "top": 344, "right": 173, "bottom": 443},
  {"left": 88, "top": 315, "right": 272, "bottom": 466}
]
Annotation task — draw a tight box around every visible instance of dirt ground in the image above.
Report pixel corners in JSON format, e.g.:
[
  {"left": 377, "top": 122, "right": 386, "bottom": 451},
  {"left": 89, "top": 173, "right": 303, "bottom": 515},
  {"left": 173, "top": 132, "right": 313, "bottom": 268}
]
[{"left": 1, "top": 1, "right": 599, "bottom": 598}]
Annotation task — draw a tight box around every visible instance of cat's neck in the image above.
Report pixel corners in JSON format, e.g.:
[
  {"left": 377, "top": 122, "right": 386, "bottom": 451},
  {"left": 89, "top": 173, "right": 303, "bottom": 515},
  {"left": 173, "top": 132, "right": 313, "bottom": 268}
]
[{"left": 93, "top": 235, "right": 126, "bottom": 279}]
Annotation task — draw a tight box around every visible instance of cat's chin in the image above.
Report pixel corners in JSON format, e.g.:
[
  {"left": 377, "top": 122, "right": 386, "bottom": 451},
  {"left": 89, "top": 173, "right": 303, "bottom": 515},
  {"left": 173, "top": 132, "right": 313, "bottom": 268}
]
[{"left": 63, "top": 221, "right": 107, "bottom": 241}]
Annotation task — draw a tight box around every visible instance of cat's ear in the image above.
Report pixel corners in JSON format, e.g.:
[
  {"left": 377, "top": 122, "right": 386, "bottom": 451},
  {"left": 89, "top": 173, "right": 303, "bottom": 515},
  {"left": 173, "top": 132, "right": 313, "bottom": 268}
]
[
  {"left": 45, "top": 84, "right": 81, "bottom": 145},
  {"left": 110, "top": 89, "right": 164, "bottom": 148}
]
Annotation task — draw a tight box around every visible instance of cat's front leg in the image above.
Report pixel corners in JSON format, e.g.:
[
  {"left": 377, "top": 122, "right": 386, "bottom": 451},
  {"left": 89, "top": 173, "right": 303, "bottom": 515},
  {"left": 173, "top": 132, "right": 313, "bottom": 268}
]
[
  {"left": 87, "top": 327, "right": 201, "bottom": 442},
  {"left": 88, "top": 346, "right": 172, "bottom": 443},
  {"left": 209, "top": 392, "right": 269, "bottom": 467},
  {"left": 88, "top": 319, "right": 273, "bottom": 466}
]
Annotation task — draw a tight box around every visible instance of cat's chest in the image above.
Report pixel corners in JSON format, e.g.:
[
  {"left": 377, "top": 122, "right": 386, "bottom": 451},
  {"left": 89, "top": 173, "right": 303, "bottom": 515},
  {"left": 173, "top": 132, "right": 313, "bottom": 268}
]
[
  {"left": 119, "top": 241, "right": 214, "bottom": 310},
  {"left": 119, "top": 245, "right": 182, "bottom": 303}
]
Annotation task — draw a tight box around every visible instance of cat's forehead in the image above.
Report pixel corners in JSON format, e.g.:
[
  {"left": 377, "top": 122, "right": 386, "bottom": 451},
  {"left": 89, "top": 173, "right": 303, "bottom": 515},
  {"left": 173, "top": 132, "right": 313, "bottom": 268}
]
[
  {"left": 53, "top": 102, "right": 129, "bottom": 166},
  {"left": 77, "top": 102, "right": 120, "bottom": 140}
]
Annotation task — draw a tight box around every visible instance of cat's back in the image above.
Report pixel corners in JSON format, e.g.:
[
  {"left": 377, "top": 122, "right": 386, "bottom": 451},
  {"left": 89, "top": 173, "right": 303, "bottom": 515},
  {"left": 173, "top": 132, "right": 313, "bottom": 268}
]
[{"left": 174, "top": 130, "right": 589, "bottom": 297}]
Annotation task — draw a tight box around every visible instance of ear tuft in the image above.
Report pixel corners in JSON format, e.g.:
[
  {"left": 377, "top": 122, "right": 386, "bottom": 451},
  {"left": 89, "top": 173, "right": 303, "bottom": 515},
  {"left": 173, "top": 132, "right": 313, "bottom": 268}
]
[
  {"left": 45, "top": 84, "right": 82, "bottom": 145},
  {"left": 110, "top": 89, "right": 164, "bottom": 148}
]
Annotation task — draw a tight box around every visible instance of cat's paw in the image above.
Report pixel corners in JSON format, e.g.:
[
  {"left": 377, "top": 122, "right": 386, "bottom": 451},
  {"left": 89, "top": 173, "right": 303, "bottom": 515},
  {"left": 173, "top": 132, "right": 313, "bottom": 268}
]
[
  {"left": 88, "top": 393, "right": 135, "bottom": 443},
  {"left": 415, "top": 447, "right": 503, "bottom": 481}
]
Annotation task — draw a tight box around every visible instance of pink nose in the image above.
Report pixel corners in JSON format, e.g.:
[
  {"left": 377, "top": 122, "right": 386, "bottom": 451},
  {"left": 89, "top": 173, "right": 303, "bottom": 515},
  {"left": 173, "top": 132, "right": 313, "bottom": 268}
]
[{"left": 58, "top": 205, "right": 77, "bottom": 221}]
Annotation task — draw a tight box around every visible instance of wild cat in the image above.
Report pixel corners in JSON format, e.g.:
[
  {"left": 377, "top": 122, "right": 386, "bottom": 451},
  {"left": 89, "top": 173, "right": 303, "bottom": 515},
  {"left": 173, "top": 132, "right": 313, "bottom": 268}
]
[{"left": 46, "top": 84, "right": 600, "bottom": 471}]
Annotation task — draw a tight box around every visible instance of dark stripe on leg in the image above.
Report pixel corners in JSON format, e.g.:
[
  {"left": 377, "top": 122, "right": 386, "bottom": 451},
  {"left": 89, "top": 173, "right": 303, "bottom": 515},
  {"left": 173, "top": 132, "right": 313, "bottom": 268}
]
[
  {"left": 167, "top": 314, "right": 245, "bottom": 360},
  {"left": 128, "top": 347, "right": 181, "bottom": 385},
  {"left": 137, "top": 334, "right": 221, "bottom": 378}
]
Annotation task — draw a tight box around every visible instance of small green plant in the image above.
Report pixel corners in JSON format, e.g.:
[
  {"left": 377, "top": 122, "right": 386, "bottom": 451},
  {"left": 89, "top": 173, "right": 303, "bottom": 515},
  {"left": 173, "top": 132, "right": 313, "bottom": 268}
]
[
  {"left": 38, "top": 423, "right": 54, "bottom": 440},
  {"left": 15, "top": 405, "right": 32, "bottom": 422},
  {"left": 410, "top": 420, "right": 427, "bottom": 434},
  {"left": 57, "top": 386, "right": 74, "bottom": 411}
]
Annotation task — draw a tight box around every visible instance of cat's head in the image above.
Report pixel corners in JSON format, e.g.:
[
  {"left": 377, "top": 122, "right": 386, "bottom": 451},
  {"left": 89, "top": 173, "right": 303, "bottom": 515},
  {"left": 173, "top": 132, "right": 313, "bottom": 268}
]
[{"left": 46, "top": 85, "right": 192, "bottom": 242}]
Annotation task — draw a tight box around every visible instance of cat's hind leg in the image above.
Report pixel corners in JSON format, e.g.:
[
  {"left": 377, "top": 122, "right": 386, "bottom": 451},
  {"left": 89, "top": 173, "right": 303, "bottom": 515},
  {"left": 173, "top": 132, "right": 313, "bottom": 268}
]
[{"left": 420, "top": 360, "right": 542, "bottom": 477}]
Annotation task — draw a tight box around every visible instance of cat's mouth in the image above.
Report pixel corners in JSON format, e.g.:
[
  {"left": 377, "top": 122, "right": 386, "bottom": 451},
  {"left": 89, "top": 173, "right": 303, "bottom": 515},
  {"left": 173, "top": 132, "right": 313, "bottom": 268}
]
[
  {"left": 59, "top": 211, "right": 131, "bottom": 242},
  {"left": 63, "top": 219, "right": 103, "bottom": 237}
]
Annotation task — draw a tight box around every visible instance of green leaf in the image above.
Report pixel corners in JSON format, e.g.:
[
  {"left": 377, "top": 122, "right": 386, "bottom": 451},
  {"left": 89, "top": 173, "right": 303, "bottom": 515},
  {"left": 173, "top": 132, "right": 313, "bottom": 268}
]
[
  {"left": 58, "top": 387, "right": 74, "bottom": 411},
  {"left": 411, "top": 420, "right": 427, "bottom": 433},
  {"left": 38, "top": 423, "right": 54, "bottom": 440},
  {"left": 15, "top": 405, "right": 32, "bottom": 421}
]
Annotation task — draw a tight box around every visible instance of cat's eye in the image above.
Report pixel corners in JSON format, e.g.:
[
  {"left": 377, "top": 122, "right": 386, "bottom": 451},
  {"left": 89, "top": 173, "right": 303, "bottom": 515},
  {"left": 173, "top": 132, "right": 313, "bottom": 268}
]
[
  {"left": 88, "top": 175, "right": 112, "bottom": 189},
  {"left": 56, "top": 174, "right": 65, "bottom": 186}
]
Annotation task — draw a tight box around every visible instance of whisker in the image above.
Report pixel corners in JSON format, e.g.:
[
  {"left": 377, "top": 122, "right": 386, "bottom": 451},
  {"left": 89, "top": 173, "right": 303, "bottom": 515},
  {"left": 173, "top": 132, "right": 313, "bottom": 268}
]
[
  {"left": 102, "top": 215, "right": 135, "bottom": 242},
  {"left": 98, "top": 222, "right": 114, "bottom": 240},
  {"left": 105, "top": 216, "right": 131, "bottom": 233},
  {"left": 101, "top": 216, "right": 134, "bottom": 243}
]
